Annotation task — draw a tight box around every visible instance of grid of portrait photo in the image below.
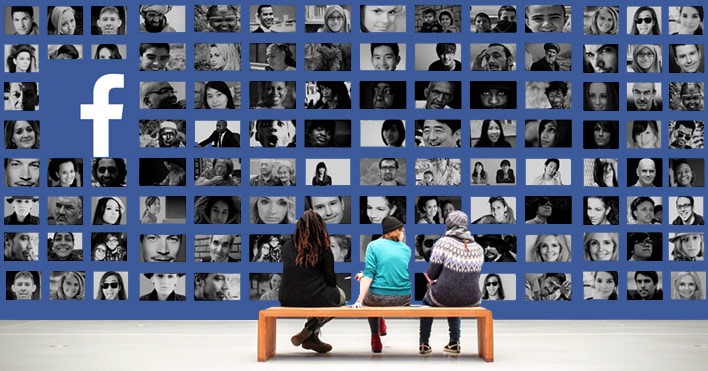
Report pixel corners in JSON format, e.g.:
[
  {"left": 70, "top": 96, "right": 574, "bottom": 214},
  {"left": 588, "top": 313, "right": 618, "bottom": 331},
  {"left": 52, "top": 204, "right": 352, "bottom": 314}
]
[{"left": 1, "top": 3, "right": 706, "bottom": 317}]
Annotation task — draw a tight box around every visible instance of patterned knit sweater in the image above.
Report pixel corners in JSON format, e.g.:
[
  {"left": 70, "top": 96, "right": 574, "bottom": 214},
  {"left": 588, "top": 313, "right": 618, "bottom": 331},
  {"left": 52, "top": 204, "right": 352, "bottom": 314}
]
[{"left": 426, "top": 236, "right": 484, "bottom": 307}]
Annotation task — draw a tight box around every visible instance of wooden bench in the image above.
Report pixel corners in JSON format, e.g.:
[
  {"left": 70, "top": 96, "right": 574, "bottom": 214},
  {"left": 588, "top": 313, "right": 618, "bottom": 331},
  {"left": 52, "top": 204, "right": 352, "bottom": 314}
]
[{"left": 258, "top": 306, "right": 493, "bottom": 362}]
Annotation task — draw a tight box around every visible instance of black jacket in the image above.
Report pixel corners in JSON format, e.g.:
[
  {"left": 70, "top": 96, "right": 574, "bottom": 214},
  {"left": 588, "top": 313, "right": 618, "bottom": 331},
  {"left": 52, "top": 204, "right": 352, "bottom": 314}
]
[{"left": 279, "top": 239, "right": 340, "bottom": 307}]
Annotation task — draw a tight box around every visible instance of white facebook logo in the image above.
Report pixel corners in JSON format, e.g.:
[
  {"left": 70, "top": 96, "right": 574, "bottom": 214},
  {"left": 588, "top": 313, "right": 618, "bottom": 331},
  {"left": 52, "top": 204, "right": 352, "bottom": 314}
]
[{"left": 81, "top": 74, "right": 124, "bottom": 157}]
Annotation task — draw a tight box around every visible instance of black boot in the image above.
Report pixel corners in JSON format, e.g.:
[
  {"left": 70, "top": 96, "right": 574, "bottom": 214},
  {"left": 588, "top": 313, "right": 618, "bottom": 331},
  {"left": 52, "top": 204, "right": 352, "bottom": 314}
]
[
  {"left": 302, "top": 331, "right": 333, "bottom": 353},
  {"left": 291, "top": 327, "right": 313, "bottom": 346}
]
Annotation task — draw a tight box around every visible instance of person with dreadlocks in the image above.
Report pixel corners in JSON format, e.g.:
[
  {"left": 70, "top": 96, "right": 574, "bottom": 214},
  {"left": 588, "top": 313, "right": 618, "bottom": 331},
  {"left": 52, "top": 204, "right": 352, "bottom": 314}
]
[{"left": 279, "top": 210, "right": 346, "bottom": 354}]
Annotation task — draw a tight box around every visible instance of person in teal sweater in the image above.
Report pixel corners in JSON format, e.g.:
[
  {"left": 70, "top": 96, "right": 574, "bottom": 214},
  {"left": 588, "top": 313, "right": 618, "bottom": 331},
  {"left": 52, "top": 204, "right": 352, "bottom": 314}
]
[{"left": 354, "top": 216, "right": 411, "bottom": 353}]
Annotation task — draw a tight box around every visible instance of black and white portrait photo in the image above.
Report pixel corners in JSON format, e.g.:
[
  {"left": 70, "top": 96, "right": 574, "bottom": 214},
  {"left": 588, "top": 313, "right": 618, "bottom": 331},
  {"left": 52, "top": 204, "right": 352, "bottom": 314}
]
[
  {"left": 4, "top": 6, "right": 40, "bottom": 35},
  {"left": 4, "top": 158, "right": 39, "bottom": 187},
  {"left": 626, "top": 196, "right": 662, "bottom": 225},
  {"left": 415, "top": 120, "right": 461, "bottom": 146},
  {"left": 194, "top": 234, "right": 241, "bottom": 262},
  {"left": 627, "top": 233, "right": 663, "bottom": 262},
  {"left": 49, "top": 271, "right": 85, "bottom": 300},
  {"left": 194, "top": 273, "right": 240, "bottom": 300},
  {"left": 668, "top": 233, "right": 704, "bottom": 262},
  {"left": 139, "top": 43, "right": 185, "bottom": 71},
  {"left": 139, "top": 196, "right": 187, "bottom": 224},
  {"left": 583, "top": 6, "right": 619, "bottom": 35},
  {"left": 416, "top": 158, "right": 461, "bottom": 186},
  {"left": 470, "top": 81, "right": 516, "bottom": 109},
  {"left": 415, "top": 81, "right": 461, "bottom": 109},
  {"left": 669, "top": 196, "right": 705, "bottom": 226},
  {"left": 139, "top": 234, "right": 186, "bottom": 263},
  {"left": 583, "top": 158, "right": 619, "bottom": 187},
  {"left": 582, "top": 271, "right": 618, "bottom": 300},
  {"left": 305, "top": 43, "right": 351, "bottom": 71},
  {"left": 470, "top": 43, "right": 516, "bottom": 71},
  {"left": 249, "top": 196, "right": 295, "bottom": 224},
  {"left": 627, "top": 82, "right": 662, "bottom": 111},
  {"left": 470, "top": 5, "right": 516, "bottom": 33},
  {"left": 91, "top": 44, "right": 125, "bottom": 59},
  {"left": 525, "top": 81, "right": 571, "bottom": 109},
  {"left": 668, "top": 6, "right": 704, "bottom": 35},
  {"left": 138, "top": 5, "right": 185, "bottom": 33},
  {"left": 249, "top": 5, "right": 296, "bottom": 33},
  {"left": 669, "top": 158, "right": 704, "bottom": 187},
  {"left": 250, "top": 81, "right": 296, "bottom": 109},
  {"left": 194, "top": 196, "right": 241, "bottom": 224},
  {"left": 470, "top": 158, "right": 516, "bottom": 186},
  {"left": 305, "top": 196, "right": 351, "bottom": 224},
  {"left": 525, "top": 158, "right": 571, "bottom": 186},
  {"left": 139, "top": 120, "right": 186, "bottom": 147},
  {"left": 306, "top": 159, "right": 350, "bottom": 186},
  {"left": 6, "top": 271, "right": 40, "bottom": 300},
  {"left": 250, "top": 43, "right": 296, "bottom": 71},
  {"left": 360, "top": 43, "right": 405, "bottom": 71},
  {"left": 669, "top": 121, "right": 704, "bottom": 149},
  {"left": 583, "top": 44, "right": 618, "bottom": 73},
  {"left": 526, "top": 234, "right": 571, "bottom": 262},
  {"left": 526, "top": 43, "right": 571, "bottom": 71},
  {"left": 415, "top": 196, "right": 461, "bottom": 224},
  {"left": 628, "top": 44, "right": 662, "bottom": 73},
  {"left": 627, "top": 158, "right": 662, "bottom": 187},
  {"left": 94, "top": 271, "right": 128, "bottom": 299},
  {"left": 48, "top": 44, "right": 82, "bottom": 60},
  {"left": 524, "top": 196, "right": 572, "bottom": 224},
  {"left": 90, "top": 233, "right": 127, "bottom": 261},
  {"left": 250, "top": 273, "right": 282, "bottom": 301},
  {"left": 47, "top": 232, "right": 83, "bottom": 261},
  {"left": 627, "top": 7, "right": 661, "bottom": 35},
  {"left": 476, "top": 235, "right": 517, "bottom": 263},
  {"left": 470, "top": 196, "right": 516, "bottom": 224},
  {"left": 627, "top": 121, "right": 661, "bottom": 149},
  {"left": 194, "top": 5, "right": 240, "bottom": 32},
  {"left": 196, "top": 120, "right": 240, "bottom": 148},
  {"left": 249, "top": 158, "right": 296, "bottom": 186},
  {"left": 47, "top": 158, "right": 82, "bottom": 187},
  {"left": 304, "top": 5, "right": 351, "bottom": 33},
  {"left": 627, "top": 271, "right": 663, "bottom": 300},
  {"left": 360, "top": 158, "right": 406, "bottom": 186},
  {"left": 195, "top": 158, "right": 240, "bottom": 186},
  {"left": 583, "top": 82, "right": 619, "bottom": 111},
  {"left": 583, "top": 121, "right": 619, "bottom": 149},
  {"left": 194, "top": 43, "right": 240, "bottom": 71},
  {"left": 4, "top": 120, "right": 39, "bottom": 149},
  {"left": 91, "top": 196, "right": 126, "bottom": 226},
  {"left": 195, "top": 81, "right": 240, "bottom": 109},
  {"left": 139, "top": 273, "right": 186, "bottom": 301},
  {"left": 4, "top": 82, "right": 39, "bottom": 111},
  {"left": 249, "top": 120, "right": 295, "bottom": 147},
  {"left": 583, "top": 196, "right": 619, "bottom": 225},
  {"left": 4, "top": 231, "right": 38, "bottom": 261},
  {"left": 305, "top": 81, "right": 351, "bottom": 109},
  {"left": 140, "top": 81, "right": 186, "bottom": 109},
  {"left": 360, "top": 81, "right": 406, "bottom": 109},
  {"left": 47, "top": 196, "right": 83, "bottom": 225},
  {"left": 361, "top": 120, "right": 406, "bottom": 147},
  {"left": 139, "top": 158, "right": 186, "bottom": 186},
  {"left": 669, "top": 271, "right": 705, "bottom": 300},
  {"left": 415, "top": 43, "right": 461, "bottom": 71},
  {"left": 669, "top": 82, "right": 703, "bottom": 111},
  {"left": 360, "top": 5, "right": 406, "bottom": 32},
  {"left": 415, "top": 5, "right": 460, "bottom": 33},
  {"left": 480, "top": 274, "right": 516, "bottom": 300},
  {"left": 525, "top": 5, "right": 570, "bottom": 32},
  {"left": 47, "top": 6, "right": 82, "bottom": 35},
  {"left": 304, "top": 120, "right": 351, "bottom": 147},
  {"left": 524, "top": 120, "right": 572, "bottom": 147},
  {"left": 4, "top": 44, "right": 38, "bottom": 72},
  {"left": 415, "top": 234, "right": 442, "bottom": 261},
  {"left": 360, "top": 196, "right": 406, "bottom": 224},
  {"left": 525, "top": 273, "right": 572, "bottom": 301},
  {"left": 470, "top": 120, "right": 516, "bottom": 147}
]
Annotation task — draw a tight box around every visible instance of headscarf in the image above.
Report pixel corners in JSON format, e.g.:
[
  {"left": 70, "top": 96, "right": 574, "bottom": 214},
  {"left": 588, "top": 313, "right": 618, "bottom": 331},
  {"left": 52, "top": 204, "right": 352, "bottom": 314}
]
[
  {"left": 631, "top": 45, "right": 661, "bottom": 73},
  {"left": 323, "top": 5, "right": 349, "bottom": 33}
]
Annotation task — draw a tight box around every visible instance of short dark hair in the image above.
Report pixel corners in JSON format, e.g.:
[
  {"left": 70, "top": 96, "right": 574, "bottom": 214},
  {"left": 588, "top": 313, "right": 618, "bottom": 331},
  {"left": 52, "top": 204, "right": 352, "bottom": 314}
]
[
  {"left": 500, "top": 159, "right": 511, "bottom": 167},
  {"left": 422, "top": 8, "right": 436, "bottom": 16},
  {"left": 498, "top": 5, "right": 516, "bottom": 19},
  {"left": 55, "top": 45, "right": 79, "bottom": 59},
  {"left": 435, "top": 43, "right": 456, "bottom": 57},
  {"left": 671, "top": 43, "right": 700, "bottom": 55},
  {"left": 545, "top": 81, "right": 568, "bottom": 96},
  {"left": 378, "top": 158, "right": 398, "bottom": 169},
  {"left": 533, "top": 197, "right": 552, "bottom": 211},
  {"left": 11, "top": 6, "right": 34, "bottom": 18},
  {"left": 474, "top": 12, "right": 491, "bottom": 22},
  {"left": 140, "top": 43, "right": 170, "bottom": 56},
  {"left": 675, "top": 120, "right": 696, "bottom": 132},
  {"left": 257, "top": 5, "right": 273, "bottom": 16},
  {"left": 542, "top": 273, "right": 566, "bottom": 284},
  {"left": 635, "top": 270, "right": 658, "bottom": 285},
  {"left": 432, "top": 119, "right": 461, "bottom": 133},
  {"left": 677, "top": 195, "right": 695, "bottom": 207},
  {"left": 544, "top": 158, "right": 560, "bottom": 169},
  {"left": 371, "top": 43, "right": 399, "bottom": 57},
  {"left": 423, "top": 170, "right": 434, "bottom": 177}
]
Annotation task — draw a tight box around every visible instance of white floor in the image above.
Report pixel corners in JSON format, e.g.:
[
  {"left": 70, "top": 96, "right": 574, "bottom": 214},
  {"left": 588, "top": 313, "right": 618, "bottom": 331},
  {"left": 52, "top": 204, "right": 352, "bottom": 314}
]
[{"left": 0, "top": 319, "right": 706, "bottom": 371}]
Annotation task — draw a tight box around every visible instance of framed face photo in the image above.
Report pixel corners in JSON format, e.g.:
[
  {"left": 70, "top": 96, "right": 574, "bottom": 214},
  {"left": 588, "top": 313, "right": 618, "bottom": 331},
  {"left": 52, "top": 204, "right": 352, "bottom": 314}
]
[
  {"left": 249, "top": 273, "right": 282, "bottom": 301},
  {"left": 670, "top": 271, "right": 706, "bottom": 300},
  {"left": 361, "top": 120, "right": 406, "bottom": 147},
  {"left": 250, "top": 43, "right": 296, "bottom": 71},
  {"left": 583, "top": 196, "right": 619, "bottom": 225},
  {"left": 583, "top": 121, "right": 619, "bottom": 149},
  {"left": 195, "top": 5, "right": 241, "bottom": 33},
  {"left": 583, "top": 82, "right": 619, "bottom": 111},
  {"left": 583, "top": 6, "right": 619, "bottom": 35},
  {"left": 415, "top": 120, "right": 461, "bottom": 147},
  {"left": 415, "top": 43, "right": 461, "bottom": 71},
  {"left": 194, "top": 273, "right": 241, "bottom": 300},
  {"left": 140, "top": 234, "right": 186, "bottom": 263},
  {"left": 627, "top": 270, "right": 662, "bottom": 299},
  {"left": 583, "top": 44, "right": 618, "bottom": 73},
  {"left": 4, "top": 158, "right": 39, "bottom": 187},
  {"left": 195, "top": 234, "right": 241, "bottom": 262},
  {"left": 668, "top": 196, "right": 704, "bottom": 226},
  {"left": 669, "top": 82, "right": 703, "bottom": 111},
  {"left": 480, "top": 273, "right": 516, "bottom": 300},
  {"left": 50, "top": 271, "right": 86, "bottom": 300},
  {"left": 524, "top": 5, "right": 571, "bottom": 33},
  {"left": 3, "top": 232, "right": 39, "bottom": 261},
  {"left": 304, "top": 43, "right": 351, "bottom": 71},
  {"left": 524, "top": 196, "right": 572, "bottom": 224},
  {"left": 359, "top": 196, "right": 406, "bottom": 224},
  {"left": 304, "top": 5, "right": 352, "bottom": 33},
  {"left": 668, "top": 234, "right": 704, "bottom": 262},
  {"left": 470, "top": 81, "right": 516, "bottom": 109},
  {"left": 194, "top": 43, "right": 240, "bottom": 71},
  {"left": 470, "top": 196, "right": 516, "bottom": 224},
  {"left": 627, "top": 121, "right": 661, "bottom": 149},
  {"left": 4, "top": 82, "right": 39, "bottom": 111},
  {"left": 360, "top": 158, "right": 406, "bottom": 186},
  {"left": 627, "top": 233, "right": 663, "bottom": 261},
  {"left": 138, "top": 5, "right": 186, "bottom": 33},
  {"left": 91, "top": 44, "right": 126, "bottom": 59},
  {"left": 249, "top": 196, "right": 296, "bottom": 224},
  {"left": 360, "top": 43, "right": 405, "bottom": 71},
  {"left": 669, "top": 158, "right": 704, "bottom": 187},
  {"left": 47, "top": 6, "right": 82, "bottom": 35},
  {"left": 628, "top": 44, "right": 662, "bottom": 73},
  {"left": 360, "top": 5, "right": 406, "bottom": 32},
  {"left": 526, "top": 42, "right": 571, "bottom": 71},
  {"left": 584, "top": 158, "right": 619, "bottom": 187},
  {"left": 7, "top": 271, "right": 41, "bottom": 300},
  {"left": 47, "top": 196, "right": 83, "bottom": 225},
  {"left": 470, "top": 5, "right": 516, "bottom": 33},
  {"left": 525, "top": 273, "right": 572, "bottom": 301},
  {"left": 249, "top": 158, "right": 296, "bottom": 186},
  {"left": 627, "top": 158, "right": 662, "bottom": 187},
  {"left": 627, "top": 82, "right": 662, "bottom": 111},
  {"left": 90, "top": 6, "right": 126, "bottom": 35},
  {"left": 138, "top": 158, "right": 186, "bottom": 186},
  {"left": 4, "top": 6, "right": 40, "bottom": 35},
  {"left": 91, "top": 233, "right": 127, "bottom": 261},
  {"left": 91, "top": 196, "right": 126, "bottom": 226},
  {"left": 415, "top": 5, "right": 460, "bottom": 33},
  {"left": 195, "top": 81, "right": 240, "bottom": 109},
  {"left": 668, "top": 6, "right": 704, "bottom": 35},
  {"left": 194, "top": 196, "right": 241, "bottom": 224},
  {"left": 195, "top": 158, "right": 241, "bottom": 186},
  {"left": 4, "top": 120, "right": 39, "bottom": 149},
  {"left": 526, "top": 234, "right": 571, "bottom": 262},
  {"left": 306, "top": 159, "right": 351, "bottom": 186},
  {"left": 248, "top": 120, "right": 296, "bottom": 148},
  {"left": 94, "top": 271, "right": 128, "bottom": 299},
  {"left": 139, "top": 273, "right": 186, "bottom": 301},
  {"left": 249, "top": 5, "right": 296, "bottom": 33},
  {"left": 415, "top": 196, "right": 461, "bottom": 224},
  {"left": 470, "top": 120, "right": 516, "bottom": 147},
  {"left": 5, "top": 44, "right": 38, "bottom": 72},
  {"left": 360, "top": 81, "right": 406, "bottom": 109},
  {"left": 669, "top": 121, "right": 704, "bottom": 149},
  {"left": 470, "top": 43, "right": 516, "bottom": 71},
  {"left": 304, "top": 120, "right": 351, "bottom": 147},
  {"left": 47, "top": 158, "right": 82, "bottom": 187},
  {"left": 583, "top": 232, "right": 619, "bottom": 261},
  {"left": 250, "top": 81, "right": 296, "bottom": 109},
  {"left": 627, "top": 6, "right": 661, "bottom": 35},
  {"left": 524, "top": 120, "right": 572, "bottom": 147},
  {"left": 471, "top": 158, "right": 516, "bottom": 186},
  {"left": 583, "top": 271, "right": 619, "bottom": 300},
  {"left": 525, "top": 81, "right": 571, "bottom": 109},
  {"left": 626, "top": 196, "right": 662, "bottom": 225},
  {"left": 47, "top": 232, "right": 83, "bottom": 261},
  {"left": 139, "top": 119, "right": 187, "bottom": 148},
  {"left": 139, "top": 196, "right": 186, "bottom": 224},
  {"left": 305, "top": 81, "right": 351, "bottom": 109},
  {"left": 525, "top": 158, "right": 571, "bottom": 185},
  {"left": 416, "top": 158, "right": 462, "bottom": 186},
  {"left": 139, "top": 81, "right": 186, "bottom": 109},
  {"left": 195, "top": 120, "right": 240, "bottom": 148},
  {"left": 304, "top": 196, "right": 351, "bottom": 224}
]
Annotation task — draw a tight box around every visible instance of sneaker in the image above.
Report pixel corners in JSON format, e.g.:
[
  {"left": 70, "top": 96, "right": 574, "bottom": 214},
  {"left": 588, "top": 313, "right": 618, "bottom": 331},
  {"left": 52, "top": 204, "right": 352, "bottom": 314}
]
[
  {"left": 371, "top": 334, "right": 383, "bottom": 353},
  {"left": 302, "top": 333, "right": 333, "bottom": 354},
  {"left": 443, "top": 343, "right": 461, "bottom": 355},
  {"left": 379, "top": 318, "right": 387, "bottom": 336},
  {"left": 290, "top": 328, "right": 313, "bottom": 346},
  {"left": 419, "top": 343, "right": 432, "bottom": 355}
]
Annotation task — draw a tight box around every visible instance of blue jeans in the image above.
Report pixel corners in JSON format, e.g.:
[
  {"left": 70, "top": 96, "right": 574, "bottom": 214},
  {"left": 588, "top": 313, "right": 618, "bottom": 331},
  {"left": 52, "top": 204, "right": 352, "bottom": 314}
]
[{"left": 419, "top": 293, "right": 461, "bottom": 344}]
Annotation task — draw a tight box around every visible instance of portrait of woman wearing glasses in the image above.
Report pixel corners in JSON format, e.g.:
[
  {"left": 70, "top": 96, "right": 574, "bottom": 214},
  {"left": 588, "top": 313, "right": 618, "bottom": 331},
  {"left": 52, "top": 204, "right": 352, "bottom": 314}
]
[
  {"left": 318, "top": 5, "right": 350, "bottom": 32},
  {"left": 627, "top": 232, "right": 662, "bottom": 261}
]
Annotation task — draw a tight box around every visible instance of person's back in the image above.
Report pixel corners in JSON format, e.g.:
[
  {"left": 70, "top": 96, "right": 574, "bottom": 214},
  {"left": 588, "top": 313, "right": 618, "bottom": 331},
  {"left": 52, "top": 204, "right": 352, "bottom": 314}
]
[
  {"left": 365, "top": 237, "right": 411, "bottom": 295},
  {"left": 279, "top": 238, "right": 340, "bottom": 307},
  {"left": 426, "top": 236, "right": 483, "bottom": 307}
]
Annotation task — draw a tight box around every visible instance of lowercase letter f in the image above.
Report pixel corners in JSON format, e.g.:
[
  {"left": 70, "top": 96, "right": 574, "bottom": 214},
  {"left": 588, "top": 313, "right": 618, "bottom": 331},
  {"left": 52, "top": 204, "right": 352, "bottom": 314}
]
[{"left": 81, "top": 74, "right": 124, "bottom": 157}]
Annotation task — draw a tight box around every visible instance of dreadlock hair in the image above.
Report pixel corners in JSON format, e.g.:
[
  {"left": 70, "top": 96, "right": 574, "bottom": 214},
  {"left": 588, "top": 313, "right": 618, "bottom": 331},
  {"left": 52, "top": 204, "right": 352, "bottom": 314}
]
[{"left": 294, "top": 210, "right": 330, "bottom": 268}]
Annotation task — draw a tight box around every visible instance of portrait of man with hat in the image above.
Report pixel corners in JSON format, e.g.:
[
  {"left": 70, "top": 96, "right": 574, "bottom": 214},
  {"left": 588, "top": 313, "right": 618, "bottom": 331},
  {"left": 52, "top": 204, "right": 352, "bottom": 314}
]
[
  {"left": 531, "top": 43, "right": 561, "bottom": 71},
  {"left": 140, "top": 5, "right": 176, "bottom": 32},
  {"left": 158, "top": 121, "right": 185, "bottom": 147},
  {"left": 4, "top": 196, "right": 39, "bottom": 225},
  {"left": 140, "top": 273, "right": 186, "bottom": 301},
  {"left": 475, "top": 234, "right": 516, "bottom": 262}
]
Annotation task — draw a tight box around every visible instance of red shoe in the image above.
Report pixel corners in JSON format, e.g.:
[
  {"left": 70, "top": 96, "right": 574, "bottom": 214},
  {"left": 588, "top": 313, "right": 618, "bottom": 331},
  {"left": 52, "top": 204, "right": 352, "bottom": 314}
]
[
  {"left": 371, "top": 334, "right": 382, "bottom": 353},
  {"left": 379, "top": 318, "right": 387, "bottom": 336}
]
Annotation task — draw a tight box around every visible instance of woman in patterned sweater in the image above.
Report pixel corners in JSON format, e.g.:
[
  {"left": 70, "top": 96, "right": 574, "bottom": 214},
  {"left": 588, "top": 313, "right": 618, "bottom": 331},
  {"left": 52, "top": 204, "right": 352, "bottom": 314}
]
[{"left": 418, "top": 211, "right": 484, "bottom": 355}]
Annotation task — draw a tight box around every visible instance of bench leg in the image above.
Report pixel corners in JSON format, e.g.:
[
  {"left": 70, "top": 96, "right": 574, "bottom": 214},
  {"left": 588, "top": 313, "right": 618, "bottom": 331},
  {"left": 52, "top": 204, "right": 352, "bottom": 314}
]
[
  {"left": 258, "top": 314, "right": 277, "bottom": 362},
  {"left": 477, "top": 315, "right": 494, "bottom": 362}
]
